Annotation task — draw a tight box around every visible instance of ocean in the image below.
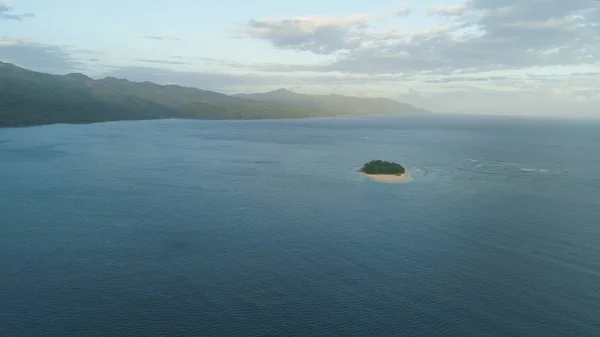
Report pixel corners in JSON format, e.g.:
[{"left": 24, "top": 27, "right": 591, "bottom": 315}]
[{"left": 1, "top": 115, "right": 600, "bottom": 336}]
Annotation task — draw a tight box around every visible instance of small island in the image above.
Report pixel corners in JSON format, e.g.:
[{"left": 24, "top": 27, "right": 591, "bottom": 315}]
[{"left": 360, "top": 160, "right": 409, "bottom": 182}]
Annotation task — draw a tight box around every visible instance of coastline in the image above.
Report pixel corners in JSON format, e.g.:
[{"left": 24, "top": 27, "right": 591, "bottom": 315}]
[{"left": 361, "top": 169, "right": 410, "bottom": 183}]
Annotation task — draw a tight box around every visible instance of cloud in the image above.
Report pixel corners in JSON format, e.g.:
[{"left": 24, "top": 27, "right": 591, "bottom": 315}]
[
  {"left": 164, "top": 55, "right": 249, "bottom": 69},
  {"left": 0, "top": 38, "right": 80, "bottom": 73},
  {"left": 396, "top": 86, "right": 600, "bottom": 116},
  {"left": 395, "top": 7, "right": 413, "bottom": 16},
  {"left": 142, "top": 35, "right": 181, "bottom": 41},
  {"left": 391, "top": 70, "right": 600, "bottom": 115},
  {"left": 426, "top": 3, "right": 469, "bottom": 16},
  {"left": 0, "top": 3, "right": 34, "bottom": 20},
  {"left": 238, "top": 14, "right": 382, "bottom": 54},
  {"left": 136, "top": 58, "right": 193, "bottom": 65},
  {"left": 100, "top": 65, "right": 419, "bottom": 93},
  {"left": 70, "top": 49, "right": 105, "bottom": 55},
  {"left": 241, "top": 0, "right": 600, "bottom": 76},
  {"left": 102, "top": 66, "right": 293, "bottom": 91}
]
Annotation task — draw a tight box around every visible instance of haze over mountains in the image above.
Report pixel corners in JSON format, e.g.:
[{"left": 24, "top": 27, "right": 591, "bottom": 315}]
[
  {"left": 0, "top": 62, "right": 429, "bottom": 127},
  {"left": 235, "top": 89, "right": 429, "bottom": 116}
]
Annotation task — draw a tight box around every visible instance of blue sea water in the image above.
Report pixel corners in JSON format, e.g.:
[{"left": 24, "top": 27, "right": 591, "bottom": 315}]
[{"left": 1, "top": 115, "right": 600, "bottom": 336}]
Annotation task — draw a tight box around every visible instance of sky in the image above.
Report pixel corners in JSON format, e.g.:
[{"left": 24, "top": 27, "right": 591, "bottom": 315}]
[{"left": 1, "top": 0, "right": 599, "bottom": 115}]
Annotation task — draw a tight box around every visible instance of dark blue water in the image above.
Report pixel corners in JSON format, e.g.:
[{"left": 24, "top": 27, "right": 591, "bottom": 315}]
[{"left": 2, "top": 115, "right": 600, "bottom": 336}]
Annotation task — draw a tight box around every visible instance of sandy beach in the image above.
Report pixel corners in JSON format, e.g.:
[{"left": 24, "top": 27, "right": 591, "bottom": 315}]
[{"left": 361, "top": 169, "right": 410, "bottom": 183}]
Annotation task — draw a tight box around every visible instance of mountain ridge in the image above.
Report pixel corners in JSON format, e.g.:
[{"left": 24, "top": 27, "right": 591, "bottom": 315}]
[
  {"left": 235, "top": 89, "right": 430, "bottom": 116},
  {"left": 0, "top": 62, "right": 429, "bottom": 127}
]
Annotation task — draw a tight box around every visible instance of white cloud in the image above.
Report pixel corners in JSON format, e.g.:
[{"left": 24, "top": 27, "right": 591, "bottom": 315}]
[
  {"left": 238, "top": 13, "right": 383, "bottom": 54},
  {"left": 395, "top": 4, "right": 413, "bottom": 17},
  {"left": 426, "top": 3, "right": 469, "bottom": 16},
  {"left": 0, "top": 38, "right": 81, "bottom": 72},
  {"left": 0, "top": 37, "right": 24, "bottom": 46},
  {"left": 0, "top": 2, "right": 34, "bottom": 21},
  {"left": 142, "top": 35, "right": 181, "bottom": 41},
  {"left": 239, "top": 0, "right": 600, "bottom": 76}
]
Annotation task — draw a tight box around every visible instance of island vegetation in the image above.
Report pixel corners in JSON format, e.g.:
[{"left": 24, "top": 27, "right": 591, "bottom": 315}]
[
  {"left": 360, "top": 160, "right": 409, "bottom": 182},
  {"left": 0, "top": 62, "right": 430, "bottom": 127},
  {"left": 360, "top": 160, "right": 406, "bottom": 175}
]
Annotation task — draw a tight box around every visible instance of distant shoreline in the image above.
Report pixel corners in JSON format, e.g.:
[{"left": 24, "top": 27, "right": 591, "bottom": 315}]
[
  {"left": 0, "top": 61, "right": 430, "bottom": 128},
  {"left": 0, "top": 114, "right": 431, "bottom": 129},
  {"left": 361, "top": 169, "right": 410, "bottom": 183}
]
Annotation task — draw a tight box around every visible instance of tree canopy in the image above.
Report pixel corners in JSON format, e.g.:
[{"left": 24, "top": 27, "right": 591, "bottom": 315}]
[{"left": 360, "top": 160, "right": 406, "bottom": 175}]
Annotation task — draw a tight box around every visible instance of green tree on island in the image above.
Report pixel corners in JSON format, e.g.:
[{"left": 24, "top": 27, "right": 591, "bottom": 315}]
[{"left": 360, "top": 160, "right": 406, "bottom": 175}]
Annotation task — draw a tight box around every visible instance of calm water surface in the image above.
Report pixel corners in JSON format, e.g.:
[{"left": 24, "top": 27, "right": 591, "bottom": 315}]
[{"left": 1, "top": 115, "right": 600, "bottom": 336}]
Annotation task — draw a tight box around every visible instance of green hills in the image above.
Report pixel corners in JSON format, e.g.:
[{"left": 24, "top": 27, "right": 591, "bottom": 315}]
[{"left": 0, "top": 62, "right": 429, "bottom": 127}]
